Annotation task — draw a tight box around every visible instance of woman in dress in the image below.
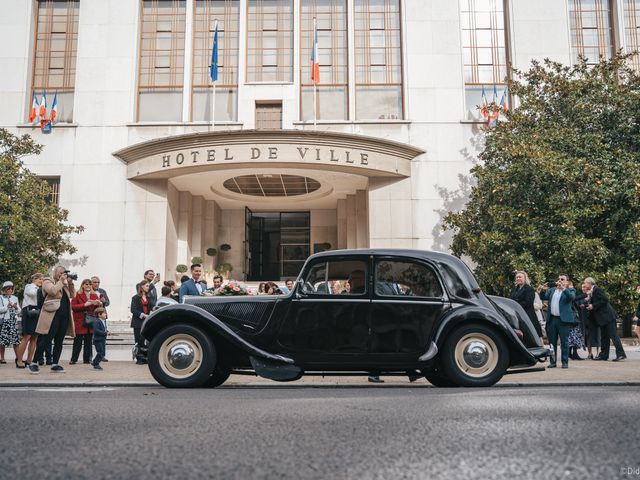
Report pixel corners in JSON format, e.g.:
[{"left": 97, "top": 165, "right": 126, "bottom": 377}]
[
  {"left": 510, "top": 271, "right": 543, "bottom": 345},
  {"left": 16, "top": 273, "right": 43, "bottom": 367},
  {"left": 567, "top": 280, "right": 585, "bottom": 360},
  {"left": 0, "top": 281, "right": 22, "bottom": 365},
  {"left": 70, "top": 279, "right": 101, "bottom": 364},
  {"left": 131, "top": 280, "right": 155, "bottom": 365}
]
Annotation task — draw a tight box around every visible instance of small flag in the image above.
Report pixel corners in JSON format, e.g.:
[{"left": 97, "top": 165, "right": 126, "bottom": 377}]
[
  {"left": 39, "top": 89, "right": 47, "bottom": 120},
  {"left": 499, "top": 87, "right": 508, "bottom": 113},
  {"left": 488, "top": 85, "right": 500, "bottom": 126},
  {"left": 480, "top": 86, "right": 489, "bottom": 121},
  {"left": 311, "top": 17, "right": 320, "bottom": 84},
  {"left": 210, "top": 20, "right": 218, "bottom": 82},
  {"left": 29, "top": 93, "right": 39, "bottom": 123},
  {"left": 51, "top": 92, "right": 58, "bottom": 124}
]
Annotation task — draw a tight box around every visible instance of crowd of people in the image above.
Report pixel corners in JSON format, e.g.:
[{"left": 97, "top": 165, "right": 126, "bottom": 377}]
[
  {"left": 509, "top": 271, "right": 640, "bottom": 369},
  {"left": 0, "top": 267, "right": 111, "bottom": 374},
  {"left": 2, "top": 264, "right": 639, "bottom": 376}
]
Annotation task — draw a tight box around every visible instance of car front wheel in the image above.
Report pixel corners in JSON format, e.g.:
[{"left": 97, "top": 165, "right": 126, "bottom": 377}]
[
  {"left": 440, "top": 323, "right": 509, "bottom": 387},
  {"left": 148, "top": 324, "right": 216, "bottom": 388}
]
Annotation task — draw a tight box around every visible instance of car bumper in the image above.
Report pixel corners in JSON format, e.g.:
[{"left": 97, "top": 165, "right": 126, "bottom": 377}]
[{"left": 528, "top": 346, "right": 550, "bottom": 362}]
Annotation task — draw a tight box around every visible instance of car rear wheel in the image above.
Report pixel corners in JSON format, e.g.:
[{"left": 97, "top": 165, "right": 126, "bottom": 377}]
[
  {"left": 422, "top": 370, "right": 458, "bottom": 388},
  {"left": 148, "top": 324, "right": 216, "bottom": 388},
  {"left": 206, "top": 363, "right": 231, "bottom": 388},
  {"left": 440, "top": 323, "right": 509, "bottom": 387}
]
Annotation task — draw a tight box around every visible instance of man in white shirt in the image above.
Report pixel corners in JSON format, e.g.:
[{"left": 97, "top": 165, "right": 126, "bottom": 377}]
[{"left": 538, "top": 274, "right": 576, "bottom": 368}]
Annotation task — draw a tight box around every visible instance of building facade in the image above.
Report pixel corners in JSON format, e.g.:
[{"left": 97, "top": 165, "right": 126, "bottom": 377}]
[{"left": 1, "top": 0, "right": 637, "bottom": 320}]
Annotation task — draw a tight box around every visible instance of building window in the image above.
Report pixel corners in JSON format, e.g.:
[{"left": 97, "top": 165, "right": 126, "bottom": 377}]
[
  {"left": 247, "top": 0, "right": 293, "bottom": 82},
  {"left": 568, "top": 0, "right": 614, "bottom": 65},
  {"left": 300, "top": 0, "right": 348, "bottom": 121},
  {"left": 192, "top": 0, "right": 240, "bottom": 122},
  {"left": 255, "top": 101, "right": 282, "bottom": 129},
  {"left": 622, "top": 0, "right": 640, "bottom": 69},
  {"left": 38, "top": 176, "right": 61, "bottom": 205},
  {"left": 137, "top": 0, "right": 186, "bottom": 121},
  {"left": 460, "top": 0, "right": 508, "bottom": 120},
  {"left": 31, "top": 0, "right": 79, "bottom": 123},
  {"left": 354, "top": 0, "right": 403, "bottom": 120}
]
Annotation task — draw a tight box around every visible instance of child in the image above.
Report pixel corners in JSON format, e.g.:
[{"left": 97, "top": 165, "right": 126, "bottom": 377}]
[{"left": 91, "top": 307, "right": 108, "bottom": 370}]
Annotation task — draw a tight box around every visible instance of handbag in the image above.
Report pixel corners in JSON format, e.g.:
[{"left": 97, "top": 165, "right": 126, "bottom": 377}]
[
  {"left": 42, "top": 298, "right": 61, "bottom": 313},
  {"left": 83, "top": 312, "right": 96, "bottom": 328}
]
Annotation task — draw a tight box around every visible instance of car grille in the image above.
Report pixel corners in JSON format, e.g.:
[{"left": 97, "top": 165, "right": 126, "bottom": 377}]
[{"left": 191, "top": 300, "right": 275, "bottom": 330}]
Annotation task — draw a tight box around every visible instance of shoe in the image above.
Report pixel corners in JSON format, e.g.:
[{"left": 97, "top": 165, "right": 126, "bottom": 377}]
[
  {"left": 69, "top": 360, "right": 77, "bottom": 365},
  {"left": 50, "top": 365, "right": 65, "bottom": 373},
  {"left": 15, "top": 362, "right": 26, "bottom": 369},
  {"left": 368, "top": 375, "right": 384, "bottom": 383},
  {"left": 612, "top": 355, "right": 627, "bottom": 362},
  {"left": 596, "top": 357, "right": 608, "bottom": 361},
  {"left": 93, "top": 364, "right": 103, "bottom": 370},
  {"left": 548, "top": 364, "right": 557, "bottom": 368},
  {"left": 45, "top": 361, "right": 53, "bottom": 366},
  {"left": 102, "top": 358, "right": 109, "bottom": 362},
  {"left": 28, "top": 364, "right": 40, "bottom": 374},
  {"left": 135, "top": 359, "right": 147, "bottom": 365},
  {"left": 0, "top": 360, "right": 6, "bottom": 364},
  {"left": 37, "top": 359, "right": 44, "bottom": 366},
  {"left": 562, "top": 364, "right": 568, "bottom": 369}
]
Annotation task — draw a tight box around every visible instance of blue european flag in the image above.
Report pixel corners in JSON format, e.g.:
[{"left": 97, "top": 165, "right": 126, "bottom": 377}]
[{"left": 210, "top": 21, "right": 218, "bottom": 82}]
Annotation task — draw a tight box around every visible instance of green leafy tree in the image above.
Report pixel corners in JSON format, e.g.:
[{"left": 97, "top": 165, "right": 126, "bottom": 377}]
[
  {"left": 0, "top": 129, "right": 84, "bottom": 291},
  {"left": 443, "top": 53, "right": 640, "bottom": 314}
]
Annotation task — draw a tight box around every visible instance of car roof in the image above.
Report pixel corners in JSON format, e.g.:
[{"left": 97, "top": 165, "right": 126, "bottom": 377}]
[{"left": 308, "top": 248, "right": 457, "bottom": 263}]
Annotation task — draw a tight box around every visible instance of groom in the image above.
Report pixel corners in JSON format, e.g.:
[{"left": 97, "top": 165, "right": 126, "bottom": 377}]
[{"left": 178, "top": 264, "right": 205, "bottom": 302}]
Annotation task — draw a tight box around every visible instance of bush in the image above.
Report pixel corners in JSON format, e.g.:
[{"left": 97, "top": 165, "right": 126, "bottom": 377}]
[
  {"left": 191, "top": 256, "right": 203, "bottom": 265},
  {"left": 206, "top": 248, "right": 218, "bottom": 257},
  {"left": 176, "top": 264, "right": 188, "bottom": 274}
]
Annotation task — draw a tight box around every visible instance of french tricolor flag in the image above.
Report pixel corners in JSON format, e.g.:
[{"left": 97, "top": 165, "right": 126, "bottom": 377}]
[
  {"left": 51, "top": 92, "right": 58, "bottom": 124},
  {"left": 29, "top": 93, "right": 39, "bottom": 123},
  {"left": 311, "top": 17, "right": 319, "bottom": 84},
  {"left": 39, "top": 89, "right": 47, "bottom": 121}
]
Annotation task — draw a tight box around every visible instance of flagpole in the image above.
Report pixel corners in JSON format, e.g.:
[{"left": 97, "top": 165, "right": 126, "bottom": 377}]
[
  {"left": 210, "top": 20, "right": 218, "bottom": 132},
  {"left": 313, "top": 17, "right": 317, "bottom": 128}
]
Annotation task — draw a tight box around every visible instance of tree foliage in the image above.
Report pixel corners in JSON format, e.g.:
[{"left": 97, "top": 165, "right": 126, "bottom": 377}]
[
  {"left": 444, "top": 53, "right": 640, "bottom": 313},
  {"left": 0, "top": 129, "right": 83, "bottom": 291}
]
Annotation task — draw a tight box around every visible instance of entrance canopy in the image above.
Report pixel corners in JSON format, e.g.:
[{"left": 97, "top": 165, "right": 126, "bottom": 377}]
[{"left": 113, "top": 129, "right": 425, "bottom": 180}]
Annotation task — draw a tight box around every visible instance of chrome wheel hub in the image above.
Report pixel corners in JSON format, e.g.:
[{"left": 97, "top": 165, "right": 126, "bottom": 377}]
[
  {"left": 454, "top": 333, "right": 498, "bottom": 378},
  {"left": 158, "top": 334, "right": 203, "bottom": 379}
]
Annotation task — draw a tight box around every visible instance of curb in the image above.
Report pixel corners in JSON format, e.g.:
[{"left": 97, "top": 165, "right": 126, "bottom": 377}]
[{"left": 1, "top": 381, "right": 640, "bottom": 388}]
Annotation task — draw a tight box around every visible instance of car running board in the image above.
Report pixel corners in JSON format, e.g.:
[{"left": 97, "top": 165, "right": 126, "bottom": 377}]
[{"left": 250, "top": 356, "right": 303, "bottom": 382}]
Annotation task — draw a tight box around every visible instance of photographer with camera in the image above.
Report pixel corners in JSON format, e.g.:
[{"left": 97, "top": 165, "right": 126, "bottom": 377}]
[
  {"left": 537, "top": 274, "right": 576, "bottom": 368},
  {"left": 28, "top": 266, "right": 76, "bottom": 374}
]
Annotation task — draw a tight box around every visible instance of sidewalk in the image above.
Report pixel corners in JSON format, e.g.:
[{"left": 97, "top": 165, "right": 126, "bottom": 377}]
[{"left": 1, "top": 349, "right": 639, "bottom": 388}]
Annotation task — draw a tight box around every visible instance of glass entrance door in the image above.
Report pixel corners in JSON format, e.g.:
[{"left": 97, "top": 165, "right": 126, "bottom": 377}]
[{"left": 245, "top": 211, "right": 310, "bottom": 281}]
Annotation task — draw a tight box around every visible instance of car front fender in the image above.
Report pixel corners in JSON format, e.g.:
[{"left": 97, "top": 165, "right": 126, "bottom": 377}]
[{"left": 140, "top": 304, "right": 294, "bottom": 365}]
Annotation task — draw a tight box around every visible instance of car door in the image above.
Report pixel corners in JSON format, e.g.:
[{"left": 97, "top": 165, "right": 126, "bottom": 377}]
[
  {"left": 277, "top": 256, "right": 372, "bottom": 366},
  {"left": 369, "top": 256, "right": 449, "bottom": 366}
]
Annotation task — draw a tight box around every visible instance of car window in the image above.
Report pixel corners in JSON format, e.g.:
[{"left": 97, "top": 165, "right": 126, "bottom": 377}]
[
  {"left": 374, "top": 260, "right": 443, "bottom": 298},
  {"left": 301, "top": 260, "right": 368, "bottom": 295}
]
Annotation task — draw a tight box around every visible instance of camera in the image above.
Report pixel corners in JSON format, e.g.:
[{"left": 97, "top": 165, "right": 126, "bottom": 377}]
[
  {"left": 64, "top": 270, "right": 78, "bottom": 281},
  {"left": 546, "top": 280, "right": 557, "bottom": 288}
]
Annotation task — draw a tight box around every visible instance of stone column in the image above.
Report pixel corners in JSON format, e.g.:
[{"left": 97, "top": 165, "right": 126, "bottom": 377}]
[
  {"left": 337, "top": 199, "right": 347, "bottom": 249},
  {"left": 355, "top": 189, "right": 369, "bottom": 248},
  {"left": 177, "top": 191, "right": 193, "bottom": 264},
  {"left": 190, "top": 195, "right": 205, "bottom": 261},
  {"left": 346, "top": 194, "right": 357, "bottom": 248}
]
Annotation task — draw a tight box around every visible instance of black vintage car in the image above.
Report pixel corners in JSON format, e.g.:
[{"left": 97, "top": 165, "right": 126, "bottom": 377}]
[{"left": 141, "top": 249, "right": 549, "bottom": 388}]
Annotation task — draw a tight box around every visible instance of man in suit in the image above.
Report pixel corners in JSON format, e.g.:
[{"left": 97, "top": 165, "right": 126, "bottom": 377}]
[
  {"left": 178, "top": 264, "right": 204, "bottom": 302},
  {"left": 538, "top": 274, "right": 576, "bottom": 368},
  {"left": 584, "top": 278, "right": 626, "bottom": 361},
  {"left": 143, "top": 269, "right": 160, "bottom": 305}
]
